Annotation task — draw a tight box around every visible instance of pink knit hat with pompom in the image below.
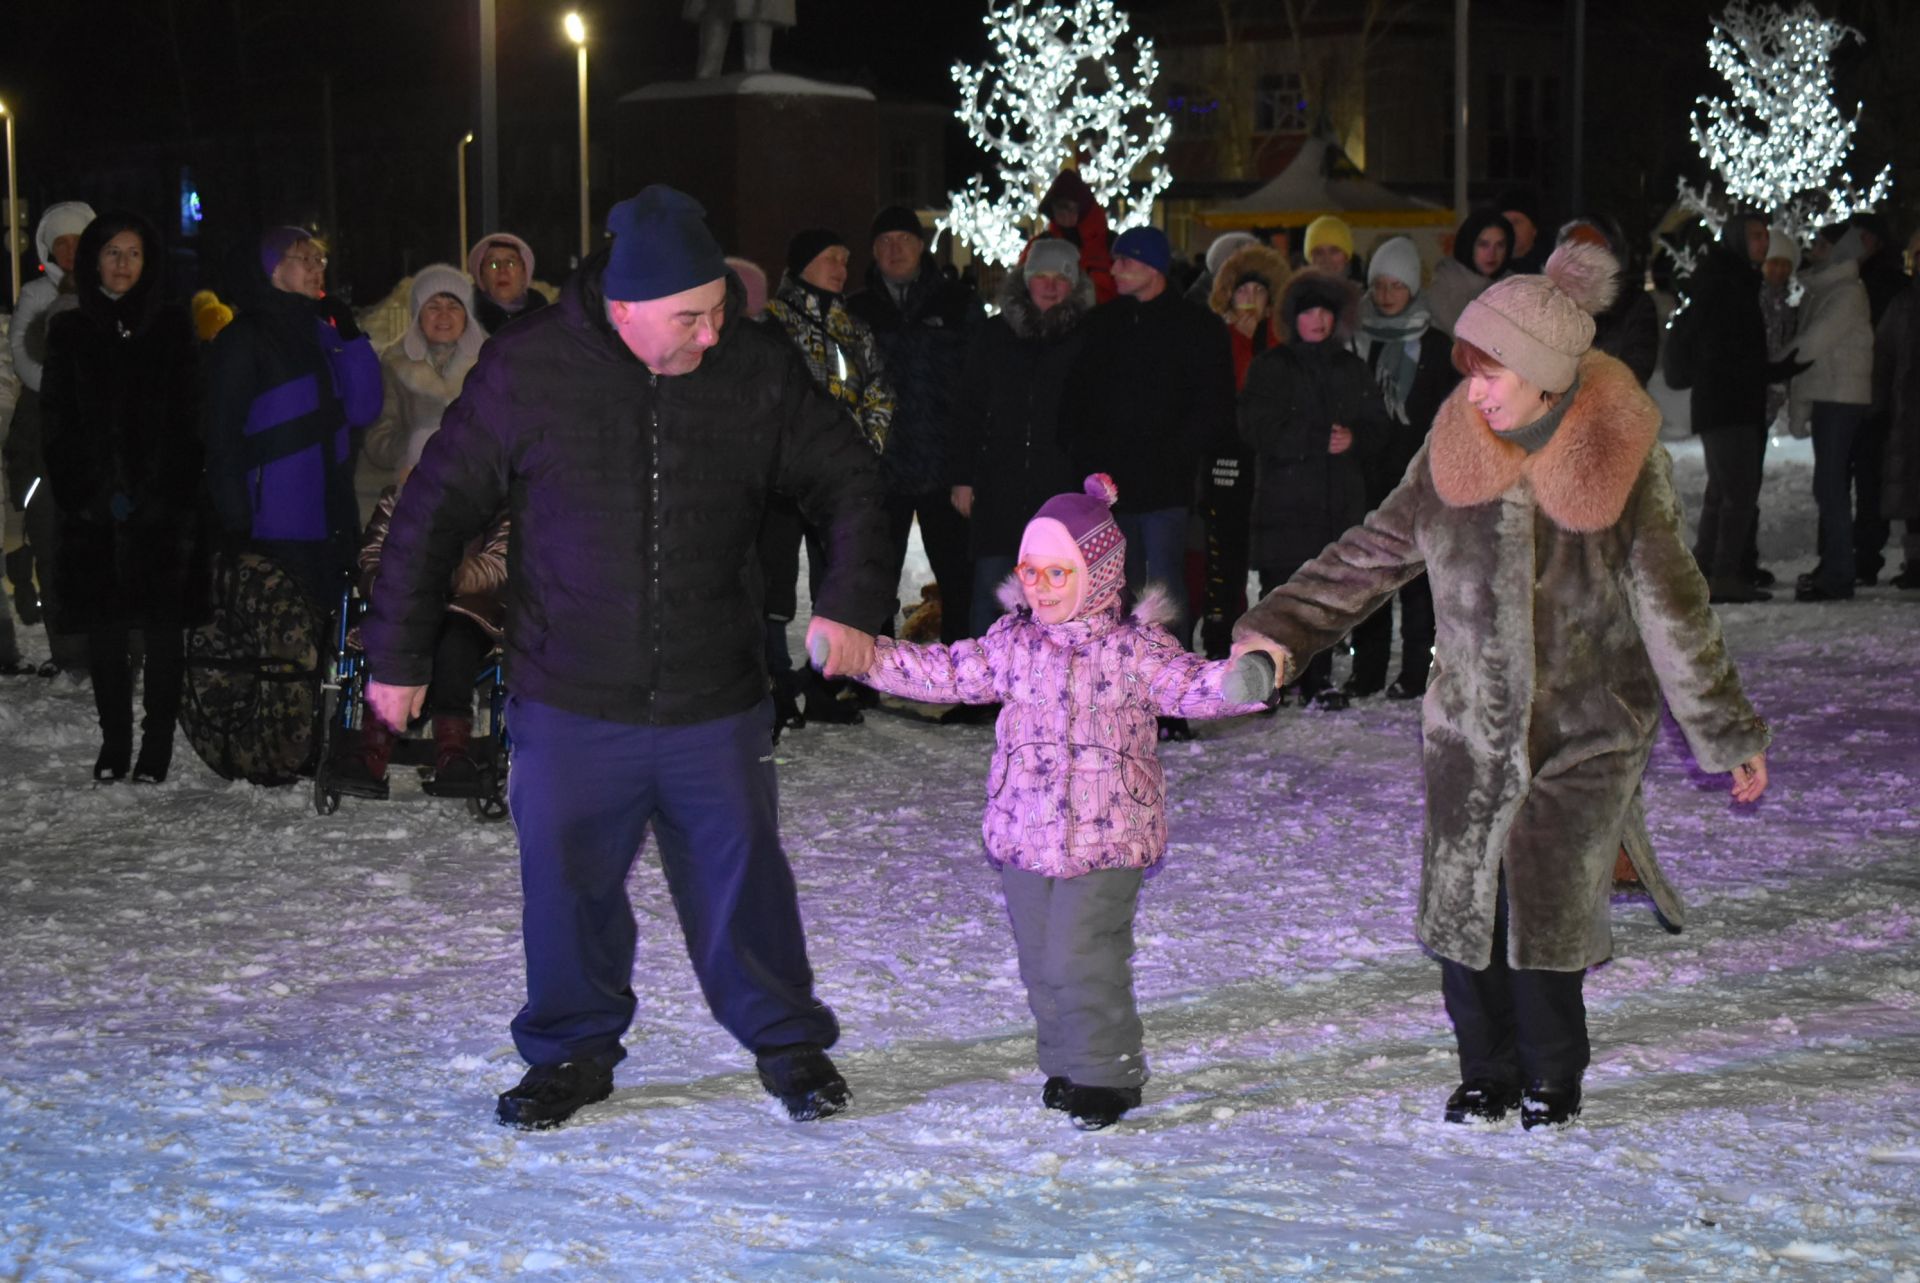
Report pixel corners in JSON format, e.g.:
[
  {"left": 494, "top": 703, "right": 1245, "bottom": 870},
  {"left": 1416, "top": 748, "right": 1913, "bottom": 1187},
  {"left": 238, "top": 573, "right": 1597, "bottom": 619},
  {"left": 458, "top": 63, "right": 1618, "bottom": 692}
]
[
  {"left": 1025, "top": 474, "right": 1126, "bottom": 608},
  {"left": 1455, "top": 240, "right": 1622, "bottom": 393}
]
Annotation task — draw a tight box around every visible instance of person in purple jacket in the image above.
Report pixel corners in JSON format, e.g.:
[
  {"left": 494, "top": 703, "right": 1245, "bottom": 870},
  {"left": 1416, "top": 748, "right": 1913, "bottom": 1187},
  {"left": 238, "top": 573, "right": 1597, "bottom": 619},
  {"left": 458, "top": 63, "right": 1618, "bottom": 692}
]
[
  {"left": 203, "top": 226, "right": 382, "bottom": 608},
  {"left": 852, "top": 474, "right": 1282, "bottom": 1129}
]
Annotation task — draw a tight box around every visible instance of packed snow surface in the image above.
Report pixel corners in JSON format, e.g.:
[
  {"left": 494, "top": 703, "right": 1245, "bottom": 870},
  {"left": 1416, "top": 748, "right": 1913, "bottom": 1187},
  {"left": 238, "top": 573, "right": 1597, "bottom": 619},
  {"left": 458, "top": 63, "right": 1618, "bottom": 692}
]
[{"left": 3, "top": 438, "right": 1918, "bottom": 1281}]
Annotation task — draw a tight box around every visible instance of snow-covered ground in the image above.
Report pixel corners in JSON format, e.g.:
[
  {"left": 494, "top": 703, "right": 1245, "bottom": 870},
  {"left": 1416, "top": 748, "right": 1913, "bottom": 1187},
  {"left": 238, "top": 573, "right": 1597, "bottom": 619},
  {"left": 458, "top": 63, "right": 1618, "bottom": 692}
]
[{"left": 4, "top": 438, "right": 1918, "bottom": 1282}]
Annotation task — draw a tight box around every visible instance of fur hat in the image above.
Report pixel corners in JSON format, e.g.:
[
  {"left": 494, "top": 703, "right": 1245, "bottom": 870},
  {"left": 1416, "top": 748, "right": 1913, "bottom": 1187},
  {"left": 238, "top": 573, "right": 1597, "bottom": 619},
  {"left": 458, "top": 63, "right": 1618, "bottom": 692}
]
[
  {"left": 401, "top": 263, "right": 484, "bottom": 363},
  {"left": 1455, "top": 241, "right": 1620, "bottom": 394},
  {"left": 1024, "top": 474, "right": 1126, "bottom": 612},
  {"left": 1023, "top": 237, "right": 1081, "bottom": 282},
  {"left": 1366, "top": 236, "right": 1423, "bottom": 294},
  {"left": 34, "top": 201, "right": 96, "bottom": 285},
  {"left": 1304, "top": 215, "right": 1355, "bottom": 258},
  {"left": 1112, "top": 225, "right": 1171, "bottom": 276},
  {"left": 1282, "top": 270, "right": 1358, "bottom": 341},
  {"left": 603, "top": 188, "right": 728, "bottom": 302},
  {"left": 1204, "top": 231, "right": 1260, "bottom": 278},
  {"left": 466, "top": 231, "right": 536, "bottom": 288}
]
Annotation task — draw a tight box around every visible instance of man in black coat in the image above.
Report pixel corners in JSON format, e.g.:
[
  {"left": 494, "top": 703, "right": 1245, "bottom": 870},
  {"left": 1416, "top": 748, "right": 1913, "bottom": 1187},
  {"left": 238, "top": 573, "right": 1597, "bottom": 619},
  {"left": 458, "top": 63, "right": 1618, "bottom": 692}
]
[
  {"left": 361, "top": 186, "right": 891, "bottom": 1130},
  {"left": 847, "top": 205, "right": 982, "bottom": 644},
  {"left": 1664, "top": 213, "right": 1778, "bottom": 602},
  {"left": 1060, "top": 225, "right": 1236, "bottom": 648}
]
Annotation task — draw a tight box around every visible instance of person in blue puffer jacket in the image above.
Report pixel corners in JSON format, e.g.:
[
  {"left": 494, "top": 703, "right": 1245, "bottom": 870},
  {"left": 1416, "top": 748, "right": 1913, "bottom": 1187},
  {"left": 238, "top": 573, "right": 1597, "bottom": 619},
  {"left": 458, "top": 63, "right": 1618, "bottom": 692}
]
[{"left": 203, "top": 225, "right": 381, "bottom": 607}]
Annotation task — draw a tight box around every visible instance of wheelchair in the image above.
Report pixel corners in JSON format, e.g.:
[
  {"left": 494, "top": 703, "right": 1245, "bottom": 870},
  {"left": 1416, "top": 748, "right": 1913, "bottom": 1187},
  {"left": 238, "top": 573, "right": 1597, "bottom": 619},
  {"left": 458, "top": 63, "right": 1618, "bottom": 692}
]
[{"left": 310, "top": 587, "right": 511, "bottom": 821}]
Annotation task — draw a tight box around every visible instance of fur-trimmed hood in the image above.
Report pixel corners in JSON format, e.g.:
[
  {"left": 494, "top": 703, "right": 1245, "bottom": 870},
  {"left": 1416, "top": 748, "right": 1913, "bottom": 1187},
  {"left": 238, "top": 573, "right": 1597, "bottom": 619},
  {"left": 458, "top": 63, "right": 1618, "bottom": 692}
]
[
  {"left": 1207, "top": 243, "right": 1293, "bottom": 320},
  {"left": 1427, "top": 348, "right": 1659, "bottom": 531},
  {"left": 996, "top": 268, "right": 1096, "bottom": 340}
]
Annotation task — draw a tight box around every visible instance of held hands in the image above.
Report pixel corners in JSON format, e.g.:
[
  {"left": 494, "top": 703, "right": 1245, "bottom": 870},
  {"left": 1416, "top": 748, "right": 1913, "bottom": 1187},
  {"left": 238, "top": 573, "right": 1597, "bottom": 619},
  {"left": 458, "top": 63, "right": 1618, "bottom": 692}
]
[
  {"left": 1228, "top": 635, "right": 1293, "bottom": 693},
  {"left": 1731, "top": 752, "right": 1768, "bottom": 805},
  {"left": 805, "top": 617, "right": 876, "bottom": 680},
  {"left": 1328, "top": 424, "right": 1354, "bottom": 455},
  {"left": 366, "top": 680, "right": 427, "bottom": 734},
  {"left": 950, "top": 485, "right": 974, "bottom": 518}
]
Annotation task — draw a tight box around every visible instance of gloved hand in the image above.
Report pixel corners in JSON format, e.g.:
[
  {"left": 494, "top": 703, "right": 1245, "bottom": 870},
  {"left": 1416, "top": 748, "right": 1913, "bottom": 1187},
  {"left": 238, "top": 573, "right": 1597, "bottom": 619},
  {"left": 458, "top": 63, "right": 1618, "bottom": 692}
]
[
  {"left": 1766, "top": 356, "right": 1814, "bottom": 383},
  {"left": 108, "top": 492, "right": 134, "bottom": 522},
  {"left": 312, "top": 292, "right": 362, "bottom": 341}
]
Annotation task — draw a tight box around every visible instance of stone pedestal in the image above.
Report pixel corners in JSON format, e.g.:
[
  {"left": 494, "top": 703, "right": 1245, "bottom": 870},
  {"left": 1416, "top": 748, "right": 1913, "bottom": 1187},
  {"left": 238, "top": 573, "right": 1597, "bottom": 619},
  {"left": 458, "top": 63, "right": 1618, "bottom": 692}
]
[{"left": 617, "top": 74, "right": 879, "bottom": 285}]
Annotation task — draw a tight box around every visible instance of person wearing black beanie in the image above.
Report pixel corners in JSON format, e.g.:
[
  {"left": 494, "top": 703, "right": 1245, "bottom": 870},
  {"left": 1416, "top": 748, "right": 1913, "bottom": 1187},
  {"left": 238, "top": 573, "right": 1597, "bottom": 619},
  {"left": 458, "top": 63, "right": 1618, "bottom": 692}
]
[
  {"left": 764, "top": 224, "right": 893, "bottom": 724},
  {"left": 786, "top": 229, "right": 848, "bottom": 287},
  {"left": 360, "top": 183, "right": 891, "bottom": 1132}
]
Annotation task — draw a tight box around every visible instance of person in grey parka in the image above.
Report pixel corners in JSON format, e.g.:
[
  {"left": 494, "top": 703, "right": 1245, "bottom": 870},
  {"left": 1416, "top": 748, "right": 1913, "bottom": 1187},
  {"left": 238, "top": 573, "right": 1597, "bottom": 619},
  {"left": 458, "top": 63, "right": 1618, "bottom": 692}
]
[{"left": 1233, "top": 242, "right": 1771, "bottom": 1132}]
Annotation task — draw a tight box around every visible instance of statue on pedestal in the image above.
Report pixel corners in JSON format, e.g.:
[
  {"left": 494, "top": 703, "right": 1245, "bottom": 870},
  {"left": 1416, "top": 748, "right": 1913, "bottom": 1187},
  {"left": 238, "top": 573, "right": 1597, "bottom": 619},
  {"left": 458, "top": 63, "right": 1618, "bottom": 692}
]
[{"left": 685, "top": 0, "right": 797, "bottom": 79}]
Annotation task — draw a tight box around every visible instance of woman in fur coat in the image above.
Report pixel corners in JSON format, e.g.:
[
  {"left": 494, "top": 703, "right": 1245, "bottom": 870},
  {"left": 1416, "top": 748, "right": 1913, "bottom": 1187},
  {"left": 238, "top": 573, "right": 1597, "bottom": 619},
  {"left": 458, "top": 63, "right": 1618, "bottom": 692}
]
[
  {"left": 355, "top": 264, "right": 485, "bottom": 523},
  {"left": 1233, "top": 242, "right": 1772, "bottom": 1130},
  {"left": 854, "top": 476, "right": 1278, "bottom": 1130}
]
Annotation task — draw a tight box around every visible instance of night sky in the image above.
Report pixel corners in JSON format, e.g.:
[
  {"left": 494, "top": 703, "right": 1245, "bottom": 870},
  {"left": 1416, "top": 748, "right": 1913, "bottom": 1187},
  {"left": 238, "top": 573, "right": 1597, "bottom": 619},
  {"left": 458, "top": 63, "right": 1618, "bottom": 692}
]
[{"left": 0, "top": 0, "right": 1909, "bottom": 304}]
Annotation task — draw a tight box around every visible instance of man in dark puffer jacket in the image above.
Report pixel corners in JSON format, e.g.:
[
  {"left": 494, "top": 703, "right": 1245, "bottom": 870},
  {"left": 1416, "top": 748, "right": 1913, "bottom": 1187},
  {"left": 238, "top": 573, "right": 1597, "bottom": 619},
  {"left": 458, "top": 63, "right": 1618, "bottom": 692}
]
[{"left": 361, "top": 186, "right": 891, "bottom": 1131}]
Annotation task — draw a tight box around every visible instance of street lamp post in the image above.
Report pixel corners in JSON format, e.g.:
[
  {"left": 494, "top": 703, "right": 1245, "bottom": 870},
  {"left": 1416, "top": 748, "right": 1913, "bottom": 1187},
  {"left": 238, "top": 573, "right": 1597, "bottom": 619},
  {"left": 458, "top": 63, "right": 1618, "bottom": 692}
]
[
  {"left": 565, "top": 12, "right": 589, "bottom": 261},
  {"left": 457, "top": 131, "right": 474, "bottom": 263},
  {"left": 1, "top": 102, "right": 18, "bottom": 307}
]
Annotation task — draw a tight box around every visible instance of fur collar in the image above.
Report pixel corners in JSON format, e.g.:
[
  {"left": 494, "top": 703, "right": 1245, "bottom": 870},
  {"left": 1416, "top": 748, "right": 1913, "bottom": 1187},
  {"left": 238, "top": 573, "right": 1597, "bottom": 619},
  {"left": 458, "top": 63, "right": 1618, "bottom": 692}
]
[
  {"left": 1427, "top": 349, "right": 1659, "bottom": 532},
  {"left": 997, "top": 270, "right": 1096, "bottom": 340},
  {"left": 995, "top": 577, "right": 1177, "bottom": 628}
]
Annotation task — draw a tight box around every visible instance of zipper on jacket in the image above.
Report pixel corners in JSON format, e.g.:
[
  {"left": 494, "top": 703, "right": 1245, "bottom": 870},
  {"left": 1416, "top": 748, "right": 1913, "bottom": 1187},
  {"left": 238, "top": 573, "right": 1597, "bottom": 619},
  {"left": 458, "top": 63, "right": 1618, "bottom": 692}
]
[{"left": 646, "top": 373, "right": 664, "bottom": 718}]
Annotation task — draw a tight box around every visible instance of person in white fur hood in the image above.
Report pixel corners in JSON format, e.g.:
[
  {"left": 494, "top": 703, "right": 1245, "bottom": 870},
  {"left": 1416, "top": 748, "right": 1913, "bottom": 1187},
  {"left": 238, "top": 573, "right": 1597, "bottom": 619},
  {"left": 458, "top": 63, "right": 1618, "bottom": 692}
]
[{"left": 353, "top": 264, "right": 486, "bottom": 523}]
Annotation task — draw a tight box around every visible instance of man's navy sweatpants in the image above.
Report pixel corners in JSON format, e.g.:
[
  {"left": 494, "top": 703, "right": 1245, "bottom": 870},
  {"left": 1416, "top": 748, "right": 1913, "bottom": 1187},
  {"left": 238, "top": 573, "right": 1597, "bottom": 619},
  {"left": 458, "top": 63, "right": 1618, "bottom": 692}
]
[{"left": 504, "top": 695, "right": 839, "bottom": 1069}]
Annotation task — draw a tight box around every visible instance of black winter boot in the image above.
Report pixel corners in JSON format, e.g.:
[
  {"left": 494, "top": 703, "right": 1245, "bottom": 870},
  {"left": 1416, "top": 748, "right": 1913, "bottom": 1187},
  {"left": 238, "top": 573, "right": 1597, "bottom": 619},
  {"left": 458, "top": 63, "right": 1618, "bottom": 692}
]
[
  {"left": 1065, "top": 1083, "right": 1141, "bottom": 1130},
  {"left": 755, "top": 1043, "right": 851, "bottom": 1121},
  {"left": 1520, "top": 1080, "right": 1583, "bottom": 1130},
  {"left": 495, "top": 1060, "right": 615, "bottom": 1130},
  {"left": 1444, "top": 1079, "right": 1522, "bottom": 1125},
  {"left": 1041, "top": 1076, "right": 1070, "bottom": 1111}
]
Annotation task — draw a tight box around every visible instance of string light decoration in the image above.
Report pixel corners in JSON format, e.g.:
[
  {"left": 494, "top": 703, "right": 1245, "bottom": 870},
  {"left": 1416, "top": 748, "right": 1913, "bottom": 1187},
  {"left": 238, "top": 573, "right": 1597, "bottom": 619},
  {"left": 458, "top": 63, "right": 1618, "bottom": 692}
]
[
  {"left": 938, "top": 0, "right": 1172, "bottom": 268},
  {"left": 1673, "top": 1, "right": 1892, "bottom": 253}
]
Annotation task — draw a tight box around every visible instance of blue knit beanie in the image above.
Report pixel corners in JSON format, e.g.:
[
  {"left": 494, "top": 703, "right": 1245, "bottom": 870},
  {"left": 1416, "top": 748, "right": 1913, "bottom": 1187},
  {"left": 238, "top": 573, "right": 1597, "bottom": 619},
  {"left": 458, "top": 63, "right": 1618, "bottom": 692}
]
[
  {"left": 1112, "top": 225, "right": 1171, "bottom": 276},
  {"left": 603, "top": 185, "right": 728, "bottom": 302}
]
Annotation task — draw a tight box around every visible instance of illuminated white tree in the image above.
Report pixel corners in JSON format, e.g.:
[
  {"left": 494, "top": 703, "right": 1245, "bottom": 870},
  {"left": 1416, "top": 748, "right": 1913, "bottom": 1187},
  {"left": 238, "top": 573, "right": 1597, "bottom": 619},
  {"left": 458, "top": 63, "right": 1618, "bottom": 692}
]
[
  {"left": 939, "top": 0, "right": 1173, "bottom": 268},
  {"left": 1675, "top": 0, "right": 1892, "bottom": 247}
]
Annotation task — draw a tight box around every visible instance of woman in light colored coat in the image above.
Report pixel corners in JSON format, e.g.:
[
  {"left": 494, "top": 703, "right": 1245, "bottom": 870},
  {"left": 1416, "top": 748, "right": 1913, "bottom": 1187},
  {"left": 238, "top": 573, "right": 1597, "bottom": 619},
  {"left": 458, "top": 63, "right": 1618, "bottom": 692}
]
[
  {"left": 1234, "top": 243, "right": 1771, "bottom": 1131},
  {"left": 1785, "top": 227, "right": 1876, "bottom": 600},
  {"left": 855, "top": 475, "right": 1274, "bottom": 1130},
  {"left": 355, "top": 264, "right": 484, "bottom": 523}
]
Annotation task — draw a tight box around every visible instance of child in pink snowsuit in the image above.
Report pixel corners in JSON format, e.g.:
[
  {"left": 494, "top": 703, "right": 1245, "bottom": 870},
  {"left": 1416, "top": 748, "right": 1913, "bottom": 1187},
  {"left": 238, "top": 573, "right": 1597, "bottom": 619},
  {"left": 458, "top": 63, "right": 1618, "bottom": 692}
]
[{"left": 855, "top": 475, "right": 1282, "bottom": 1128}]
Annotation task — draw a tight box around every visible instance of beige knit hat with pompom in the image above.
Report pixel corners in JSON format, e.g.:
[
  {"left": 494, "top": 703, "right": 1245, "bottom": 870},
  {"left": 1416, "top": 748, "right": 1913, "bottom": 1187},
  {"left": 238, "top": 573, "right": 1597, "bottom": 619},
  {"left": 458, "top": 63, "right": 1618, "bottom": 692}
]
[{"left": 1454, "top": 241, "right": 1621, "bottom": 393}]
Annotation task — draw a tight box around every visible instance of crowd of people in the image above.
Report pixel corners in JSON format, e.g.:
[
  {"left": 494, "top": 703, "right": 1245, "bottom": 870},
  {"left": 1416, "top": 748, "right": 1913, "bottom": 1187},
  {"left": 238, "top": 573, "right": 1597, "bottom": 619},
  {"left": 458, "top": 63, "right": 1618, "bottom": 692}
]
[{"left": 0, "top": 172, "right": 1909, "bottom": 1136}]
